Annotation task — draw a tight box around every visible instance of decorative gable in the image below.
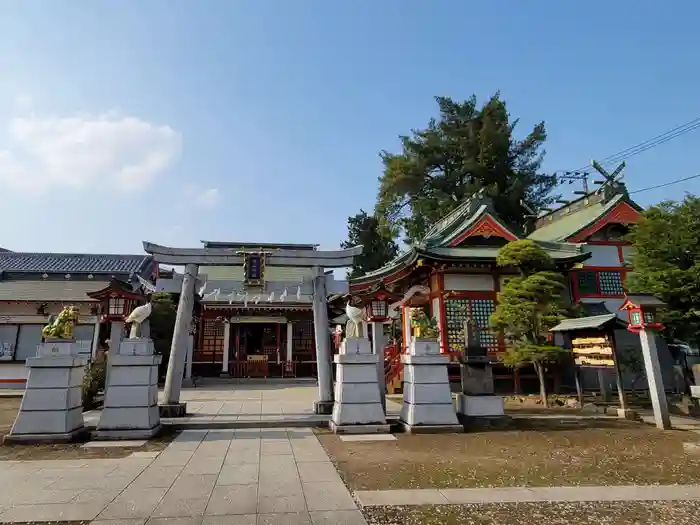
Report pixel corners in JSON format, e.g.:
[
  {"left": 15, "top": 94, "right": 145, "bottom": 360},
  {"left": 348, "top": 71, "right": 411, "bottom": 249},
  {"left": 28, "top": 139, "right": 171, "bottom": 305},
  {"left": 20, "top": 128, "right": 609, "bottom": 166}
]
[
  {"left": 568, "top": 201, "right": 642, "bottom": 243},
  {"left": 448, "top": 214, "right": 518, "bottom": 247}
]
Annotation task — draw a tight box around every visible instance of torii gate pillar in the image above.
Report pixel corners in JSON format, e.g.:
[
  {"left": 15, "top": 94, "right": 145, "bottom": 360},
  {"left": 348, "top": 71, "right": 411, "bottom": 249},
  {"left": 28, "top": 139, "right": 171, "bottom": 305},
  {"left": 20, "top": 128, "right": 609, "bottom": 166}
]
[{"left": 312, "top": 268, "right": 333, "bottom": 414}]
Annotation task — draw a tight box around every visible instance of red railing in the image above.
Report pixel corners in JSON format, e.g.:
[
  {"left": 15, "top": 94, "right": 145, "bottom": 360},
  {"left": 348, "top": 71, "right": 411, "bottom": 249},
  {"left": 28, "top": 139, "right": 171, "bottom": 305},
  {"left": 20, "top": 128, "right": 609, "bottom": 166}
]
[
  {"left": 230, "top": 360, "right": 298, "bottom": 378},
  {"left": 384, "top": 343, "right": 403, "bottom": 389}
]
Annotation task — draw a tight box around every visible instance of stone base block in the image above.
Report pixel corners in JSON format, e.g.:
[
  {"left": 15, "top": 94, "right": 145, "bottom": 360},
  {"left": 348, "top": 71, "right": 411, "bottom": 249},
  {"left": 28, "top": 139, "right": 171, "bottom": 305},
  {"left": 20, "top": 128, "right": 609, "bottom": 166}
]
[
  {"left": 11, "top": 406, "right": 84, "bottom": 436},
  {"left": 314, "top": 400, "right": 334, "bottom": 415},
  {"left": 332, "top": 402, "right": 386, "bottom": 426},
  {"left": 691, "top": 385, "right": 700, "bottom": 399},
  {"left": 400, "top": 403, "right": 458, "bottom": 426},
  {"left": 98, "top": 405, "right": 160, "bottom": 431},
  {"left": 159, "top": 403, "right": 187, "bottom": 418},
  {"left": 456, "top": 394, "right": 505, "bottom": 417},
  {"left": 93, "top": 424, "right": 161, "bottom": 440},
  {"left": 617, "top": 408, "right": 639, "bottom": 421},
  {"left": 329, "top": 421, "right": 390, "bottom": 434},
  {"left": 400, "top": 422, "right": 464, "bottom": 434},
  {"left": 3, "top": 426, "right": 88, "bottom": 444}
]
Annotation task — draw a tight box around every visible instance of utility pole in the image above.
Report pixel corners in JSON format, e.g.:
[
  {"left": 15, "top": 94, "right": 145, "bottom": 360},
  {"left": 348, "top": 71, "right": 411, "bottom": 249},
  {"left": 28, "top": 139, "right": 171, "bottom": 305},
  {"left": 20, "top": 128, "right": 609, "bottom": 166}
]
[{"left": 557, "top": 171, "right": 590, "bottom": 194}]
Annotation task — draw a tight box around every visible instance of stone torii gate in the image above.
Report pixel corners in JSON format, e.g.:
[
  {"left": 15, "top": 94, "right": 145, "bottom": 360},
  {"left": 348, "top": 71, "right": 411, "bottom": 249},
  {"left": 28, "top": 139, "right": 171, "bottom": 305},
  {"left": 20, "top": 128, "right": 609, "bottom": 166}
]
[{"left": 142, "top": 241, "right": 361, "bottom": 415}]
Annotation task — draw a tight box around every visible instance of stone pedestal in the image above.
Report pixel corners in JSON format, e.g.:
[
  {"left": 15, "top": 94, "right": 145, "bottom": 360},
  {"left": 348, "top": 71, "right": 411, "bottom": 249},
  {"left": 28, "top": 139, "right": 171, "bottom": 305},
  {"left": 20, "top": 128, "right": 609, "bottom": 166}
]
[
  {"left": 456, "top": 359, "right": 504, "bottom": 418},
  {"left": 95, "top": 338, "right": 162, "bottom": 439},
  {"left": 330, "top": 337, "right": 389, "bottom": 434},
  {"left": 691, "top": 385, "right": 700, "bottom": 400},
  {"left": 400, "top": 338, "right": 461, "bottom": 433},
  {"left": 6, "top": 340, "right": 88, "bottom": 443}
]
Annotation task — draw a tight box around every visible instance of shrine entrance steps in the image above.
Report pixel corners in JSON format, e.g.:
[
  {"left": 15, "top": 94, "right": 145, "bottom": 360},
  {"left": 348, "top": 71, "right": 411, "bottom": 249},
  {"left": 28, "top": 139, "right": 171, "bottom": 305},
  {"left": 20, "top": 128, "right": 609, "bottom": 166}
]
[{"left": 84, "top": 383, "right": 403, "bottom": 431}]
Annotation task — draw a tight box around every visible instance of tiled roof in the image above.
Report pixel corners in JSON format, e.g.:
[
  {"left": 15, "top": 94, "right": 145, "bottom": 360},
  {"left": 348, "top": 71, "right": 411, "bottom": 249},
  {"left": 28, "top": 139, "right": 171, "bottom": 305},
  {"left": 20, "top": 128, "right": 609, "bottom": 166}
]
[
  {"left": 0, "top": 280, "right": 111, "bottom": 302},
  {"left": 550, "top": 314, "right": 623, "bottom": 332},
  {"left": 527, "top": 195, "right": 624, "bottom": 242},
  {"left": 0, "top": 252, "right": 153, "bottom": 275}
]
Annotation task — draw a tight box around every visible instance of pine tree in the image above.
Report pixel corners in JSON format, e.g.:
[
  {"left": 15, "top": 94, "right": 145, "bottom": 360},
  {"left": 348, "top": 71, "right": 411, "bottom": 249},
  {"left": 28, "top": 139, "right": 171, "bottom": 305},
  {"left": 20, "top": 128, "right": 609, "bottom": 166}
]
[
  {"left": 376, "top": 94, "right": 557, "bottom": 244},
  {"left": 341, "top": 210, "right": 399, "bottom": 279},
  {"left": 489, "top": 240, "right": 570, "bottom": 407}
]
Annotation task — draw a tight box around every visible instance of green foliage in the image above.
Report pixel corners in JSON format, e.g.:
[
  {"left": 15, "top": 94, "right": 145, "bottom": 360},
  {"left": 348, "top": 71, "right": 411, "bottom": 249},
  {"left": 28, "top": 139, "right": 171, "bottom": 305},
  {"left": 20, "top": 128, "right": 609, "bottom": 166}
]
[
  {"left": 82, "top": 359, "right": 106, "bottom": 410},
  {"left": 341, "top": 209, "right": 399, "bottom": 279},
  {"left": 375, "top": 94, "right": 557, "bottom": 244},
  {"left": 627, "top": 195, "right": 700, "bottom": 345},
  {"left": 149, "top": 292, "right": 177, "bottom": 376},
  {"left": 496, "top": 239, "right": 554, "bottom": 274},
  {"left": 490, "top": 241, "right": 570, "bottom": 406}
]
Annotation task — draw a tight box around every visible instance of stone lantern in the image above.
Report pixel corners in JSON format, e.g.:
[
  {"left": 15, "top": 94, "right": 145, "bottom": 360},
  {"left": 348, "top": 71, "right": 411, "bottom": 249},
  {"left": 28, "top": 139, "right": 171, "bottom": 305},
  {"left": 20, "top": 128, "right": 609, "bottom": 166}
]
[
  {"left": 619, "top": 294, "right": 665, "bottom": 333},
  {"left": 362, "top": 283, "right": 400, "bottom": 411},
  {"left": 619, "top": 294, "right": 671, "bottom": 429}
]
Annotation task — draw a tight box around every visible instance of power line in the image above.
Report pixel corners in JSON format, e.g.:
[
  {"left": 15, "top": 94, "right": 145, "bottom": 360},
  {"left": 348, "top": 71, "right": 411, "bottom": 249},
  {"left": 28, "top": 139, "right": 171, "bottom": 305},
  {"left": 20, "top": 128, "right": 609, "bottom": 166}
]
[
  {"left": 566, "top": 117, "right": 700, "bottom": 174},
  {"left": 629, "top": 173, "right": 700, "bottom": 195}
]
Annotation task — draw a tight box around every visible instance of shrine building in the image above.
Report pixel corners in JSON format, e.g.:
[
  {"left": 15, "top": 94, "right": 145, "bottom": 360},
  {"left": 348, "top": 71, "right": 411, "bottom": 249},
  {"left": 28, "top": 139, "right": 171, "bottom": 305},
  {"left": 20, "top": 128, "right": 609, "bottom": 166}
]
[
  {"left": 350, "top": 180, "right": 677, "bottom": 393},
  {"left": 0, "top": 251, "right": 155, "bottom": 387},
  {"left": 155, "top": 241, "right": 348, "bottom": 380}
]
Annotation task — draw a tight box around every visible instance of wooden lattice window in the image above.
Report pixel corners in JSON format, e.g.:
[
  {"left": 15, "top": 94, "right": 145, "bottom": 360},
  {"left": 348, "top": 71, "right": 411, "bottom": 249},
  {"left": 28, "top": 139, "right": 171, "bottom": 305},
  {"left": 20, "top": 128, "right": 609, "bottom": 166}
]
[
  {"left": 445, "top": 297, "right": 498, "bottom": 352},
  {"left": 108, "top": 297, "right": 125, "bottom": 316},
  {"left": 195, "top": 319, "right": 224, "bottom": 363},
  {"left": 292, "top": 320, "right": 315, "bottom": 361},
  {"left": 576, "top": 270, "right": 625, "bottom": 297}
]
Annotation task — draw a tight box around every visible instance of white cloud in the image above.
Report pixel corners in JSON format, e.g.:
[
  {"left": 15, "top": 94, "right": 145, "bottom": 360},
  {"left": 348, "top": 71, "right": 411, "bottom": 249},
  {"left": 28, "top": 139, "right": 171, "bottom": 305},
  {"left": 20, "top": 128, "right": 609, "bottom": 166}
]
[
  {"left": 192, "top": 187, "right": 221, "bottom": 209},
  {"left": 0, "top": 109, "right": 181, "bottom": 192},
  {"left": 13, "top": 94, "right": 34, "bottom": 111}
]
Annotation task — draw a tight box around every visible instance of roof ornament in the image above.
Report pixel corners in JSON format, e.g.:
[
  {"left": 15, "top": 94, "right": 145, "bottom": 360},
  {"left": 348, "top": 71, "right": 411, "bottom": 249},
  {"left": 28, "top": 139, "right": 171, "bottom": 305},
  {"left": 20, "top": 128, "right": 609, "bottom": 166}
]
[{"left": 591, "top": 160, "right": 626, "bottom": 197}]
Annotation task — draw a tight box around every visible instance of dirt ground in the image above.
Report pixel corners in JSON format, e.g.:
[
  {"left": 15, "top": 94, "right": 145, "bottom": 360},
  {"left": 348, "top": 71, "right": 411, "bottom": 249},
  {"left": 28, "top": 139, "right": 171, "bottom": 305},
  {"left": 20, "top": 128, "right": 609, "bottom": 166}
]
[
  {"left": 317, "top": 419, "right": 700, "bottom": 490},
  {"left": 362, "top": 502, "right": 700, "bottom": 525},
  {"left": 0, "top": 396, "right": 175, "bottom": 461}
]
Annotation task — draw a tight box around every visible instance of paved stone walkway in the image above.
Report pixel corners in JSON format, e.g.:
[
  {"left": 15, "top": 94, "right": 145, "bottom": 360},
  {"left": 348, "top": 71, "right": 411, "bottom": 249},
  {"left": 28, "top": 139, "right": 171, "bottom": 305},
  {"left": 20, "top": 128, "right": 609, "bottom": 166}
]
[
  {"left": 355, "top": 485, "right": 700, "bottom": 506},
  {"left": 0, "top": 428, "right": 368, "bottom": 525}
]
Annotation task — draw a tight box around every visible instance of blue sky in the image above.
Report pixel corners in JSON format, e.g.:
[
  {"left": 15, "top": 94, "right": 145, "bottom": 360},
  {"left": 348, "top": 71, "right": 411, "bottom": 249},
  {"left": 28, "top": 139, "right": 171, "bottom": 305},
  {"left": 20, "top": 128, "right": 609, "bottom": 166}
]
[{"left": 1, "top": 1, "right": 699, "bottom": 255}]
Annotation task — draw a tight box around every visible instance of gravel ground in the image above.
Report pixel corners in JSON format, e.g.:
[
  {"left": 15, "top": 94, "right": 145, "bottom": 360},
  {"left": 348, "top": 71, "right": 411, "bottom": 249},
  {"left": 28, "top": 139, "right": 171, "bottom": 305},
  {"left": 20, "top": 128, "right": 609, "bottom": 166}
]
[
  {"left": 362, "top": 501, "right": 700, "bottom": 525},
  {"left": 318, "top": 420, "right": 700, "bottom": 490}
]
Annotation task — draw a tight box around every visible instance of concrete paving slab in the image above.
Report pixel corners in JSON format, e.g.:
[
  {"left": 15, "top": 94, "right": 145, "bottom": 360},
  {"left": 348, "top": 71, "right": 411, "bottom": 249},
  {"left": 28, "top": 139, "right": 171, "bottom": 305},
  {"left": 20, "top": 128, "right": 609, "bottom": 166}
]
[
  {"left": 205, "top": 484, "right": 259, "bottom": 515},
  {"left": 0, "top": 501, "right": 106, "bottom": 522},
  {"left": 148, "top": 518, "right": 202, "bottom": 525},
  {"left": 180, "top": 455, "right": 224, "bottom": 475},
  {"left": 257, "top": 493, "right": 308, "bottom": 514},
  {"left": 258, "top": 512, "right": 312, "bottom": 525},
  {"left": 97, "top": 486, "right": 168, "bottom": 519},
  {"left": 302, "top": 481, "right": 358, "bottom": 512},
  {"left": 167, "top": 473, "right": 218, "bottom": 499},
  {"left": 355, "top": 488, "right": 449, "bottom": 506},
  {"left": 131, "top": 465, "right": 185, "bottom": 488},
  {"left": 201, "top": 514, "right": 257, "bottom": 525},
  {"left": 90, "top": 518, "right": 146, "bottom": 525},
  {"left": 129, "top": 451, "right": 161, "bottom": 458},
  {"left": 151, "top": 495, "right": 210, "bottom": 518},
  {"left": 297, "top": 461, "right": 343, "bottom": 483},
  {"left": 217, "top": 463, "right": 259, "bottom": 485},
  {"left": 82, "top": 439, "right": 147, "bottom": 448},
  {"left": 339, "top": 434, "right": 397, "bottom": 442}
]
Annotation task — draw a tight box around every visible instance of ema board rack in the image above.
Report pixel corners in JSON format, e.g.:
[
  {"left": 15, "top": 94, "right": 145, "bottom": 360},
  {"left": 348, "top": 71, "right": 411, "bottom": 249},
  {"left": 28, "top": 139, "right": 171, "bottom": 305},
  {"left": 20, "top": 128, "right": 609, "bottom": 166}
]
[{"left": 572, "top": 335, "right": 616, "bottom": 368}]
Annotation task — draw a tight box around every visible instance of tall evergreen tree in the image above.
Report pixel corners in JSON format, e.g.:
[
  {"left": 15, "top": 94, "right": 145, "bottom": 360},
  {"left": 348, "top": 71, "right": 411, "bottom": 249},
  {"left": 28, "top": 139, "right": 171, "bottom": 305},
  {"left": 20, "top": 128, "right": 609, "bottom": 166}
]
[
  {"left": 376, "top": 94, "right": 558, "bottom": 244},
  {"left": 341, "top": 210, "right": 399, "bottom": 279},
  {"left": 627, "top": 195, "right": 700, "bottom": 345}
]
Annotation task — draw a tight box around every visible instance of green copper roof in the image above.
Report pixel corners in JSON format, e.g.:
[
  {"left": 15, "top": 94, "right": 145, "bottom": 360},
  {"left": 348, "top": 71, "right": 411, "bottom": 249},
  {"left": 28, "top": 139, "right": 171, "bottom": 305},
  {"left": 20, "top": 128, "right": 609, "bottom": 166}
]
[
  {"left": 422, "top": 239, "right": 588, "bottom": 263},
  {"left": 527, "top": 193, "right": 639, "bottom": 242},
  {"left": 421, "top": 191, "right": 518, "bottom": 248}
]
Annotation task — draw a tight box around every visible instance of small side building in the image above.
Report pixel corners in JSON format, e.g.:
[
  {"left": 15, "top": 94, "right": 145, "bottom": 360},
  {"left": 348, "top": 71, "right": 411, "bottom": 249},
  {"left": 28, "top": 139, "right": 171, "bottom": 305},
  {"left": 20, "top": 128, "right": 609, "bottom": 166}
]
[{"left": 0, "top": 252, "right": 156, "bottom": 388}]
